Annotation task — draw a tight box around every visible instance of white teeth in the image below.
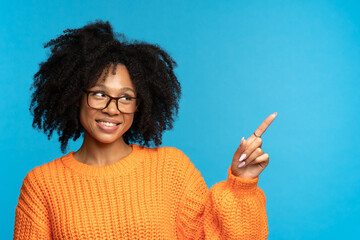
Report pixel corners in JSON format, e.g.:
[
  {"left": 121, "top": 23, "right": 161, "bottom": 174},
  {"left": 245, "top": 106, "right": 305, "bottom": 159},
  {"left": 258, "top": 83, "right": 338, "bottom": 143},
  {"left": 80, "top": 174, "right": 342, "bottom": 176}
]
[{"left": 98, "top": 121, "right": 117, "bottom": 127}]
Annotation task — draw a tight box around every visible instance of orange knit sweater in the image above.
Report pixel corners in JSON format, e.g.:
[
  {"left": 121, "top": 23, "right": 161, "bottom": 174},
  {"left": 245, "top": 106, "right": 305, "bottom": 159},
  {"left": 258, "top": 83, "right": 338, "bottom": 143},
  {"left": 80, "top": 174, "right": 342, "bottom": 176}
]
[{"left": 13, "top": 144, "right": 268, "bottom": 239}]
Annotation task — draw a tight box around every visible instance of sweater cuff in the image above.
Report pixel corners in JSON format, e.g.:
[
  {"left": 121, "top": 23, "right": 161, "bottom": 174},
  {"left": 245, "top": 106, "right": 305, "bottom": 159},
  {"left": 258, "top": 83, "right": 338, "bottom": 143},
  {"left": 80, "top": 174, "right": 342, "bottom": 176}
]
[{"left": 226, "top": 166, "right": 259, "bottom": 195}]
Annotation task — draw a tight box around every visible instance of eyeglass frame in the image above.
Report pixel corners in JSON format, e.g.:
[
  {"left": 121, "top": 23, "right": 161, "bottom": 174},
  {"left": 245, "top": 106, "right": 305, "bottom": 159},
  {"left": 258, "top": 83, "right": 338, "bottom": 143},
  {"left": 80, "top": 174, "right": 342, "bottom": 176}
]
[{"left": 82, "top": 90, "right": 139, "bottom": 113}]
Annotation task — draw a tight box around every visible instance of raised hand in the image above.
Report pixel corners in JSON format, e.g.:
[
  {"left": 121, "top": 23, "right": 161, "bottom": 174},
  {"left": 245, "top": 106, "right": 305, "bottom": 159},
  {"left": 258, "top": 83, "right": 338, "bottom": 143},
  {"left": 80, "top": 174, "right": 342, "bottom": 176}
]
[{"left": 231, "top": 112, "right": 277, "bottom": 179}]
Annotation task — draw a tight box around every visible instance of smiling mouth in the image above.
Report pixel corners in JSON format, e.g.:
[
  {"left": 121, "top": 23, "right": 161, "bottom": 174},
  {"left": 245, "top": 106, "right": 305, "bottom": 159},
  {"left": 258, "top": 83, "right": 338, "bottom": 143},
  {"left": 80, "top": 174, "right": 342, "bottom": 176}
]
[{"left": 96, "top": 120, "right": 120, "bottom": 127}]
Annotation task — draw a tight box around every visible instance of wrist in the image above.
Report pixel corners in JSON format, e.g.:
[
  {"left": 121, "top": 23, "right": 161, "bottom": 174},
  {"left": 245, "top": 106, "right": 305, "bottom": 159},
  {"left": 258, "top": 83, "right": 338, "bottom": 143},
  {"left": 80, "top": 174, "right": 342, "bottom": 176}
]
[{"left": 231, "top": 168, "right": 259, "bottom": 180}]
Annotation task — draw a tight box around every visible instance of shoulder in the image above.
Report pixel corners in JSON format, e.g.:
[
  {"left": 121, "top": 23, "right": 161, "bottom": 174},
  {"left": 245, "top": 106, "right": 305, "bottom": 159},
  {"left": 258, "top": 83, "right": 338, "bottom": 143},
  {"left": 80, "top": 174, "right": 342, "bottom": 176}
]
[
  {"left": 158, "top": 146, "right": 188, "bottom": 160},
  {"left": 21, "top": 153, "right": 69, "bottom": 187},
  {"left": 137, "top": 144, "right": 189, "bottom": 162},
  {"left": 139, "top": 144, "right": 198, "bottom": 176}
]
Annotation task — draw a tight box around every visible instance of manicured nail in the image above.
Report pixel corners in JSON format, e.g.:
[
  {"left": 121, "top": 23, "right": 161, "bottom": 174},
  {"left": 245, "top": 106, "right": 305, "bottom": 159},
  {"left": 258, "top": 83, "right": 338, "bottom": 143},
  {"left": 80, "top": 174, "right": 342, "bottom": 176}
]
[
  {"left": 241, "top": 137, "right": 245, "bottom": 144},
  {"left": 239, "top": 153, "right": 247, "bottom": 162},
  {"left": 238, "top": 161, "right": 246, "bottom": 168}
]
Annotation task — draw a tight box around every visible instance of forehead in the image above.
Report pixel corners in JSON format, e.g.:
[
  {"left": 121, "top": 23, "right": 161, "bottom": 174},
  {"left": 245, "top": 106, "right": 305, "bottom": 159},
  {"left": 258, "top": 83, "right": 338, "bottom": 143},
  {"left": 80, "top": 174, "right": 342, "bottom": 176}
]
[{"left": 95, "top": 64, "right": 135, "bottom": 90}]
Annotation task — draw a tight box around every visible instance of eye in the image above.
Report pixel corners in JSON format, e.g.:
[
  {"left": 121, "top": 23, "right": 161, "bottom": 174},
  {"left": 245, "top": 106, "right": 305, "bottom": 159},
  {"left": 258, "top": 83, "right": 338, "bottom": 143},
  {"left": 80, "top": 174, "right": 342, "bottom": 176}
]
[
  {"left": 119, "top": 95, "right": 135, "bottom": 102},
  {"left": 90, "top": 91, "right": 107, "bottom": 98}
]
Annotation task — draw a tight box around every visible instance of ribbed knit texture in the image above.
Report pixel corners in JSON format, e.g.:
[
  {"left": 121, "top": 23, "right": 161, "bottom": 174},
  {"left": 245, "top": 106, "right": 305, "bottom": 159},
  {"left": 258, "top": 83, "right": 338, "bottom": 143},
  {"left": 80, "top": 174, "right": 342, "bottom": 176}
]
[{"left": 13, "top": 144, "right": 268, "bottom": 239}]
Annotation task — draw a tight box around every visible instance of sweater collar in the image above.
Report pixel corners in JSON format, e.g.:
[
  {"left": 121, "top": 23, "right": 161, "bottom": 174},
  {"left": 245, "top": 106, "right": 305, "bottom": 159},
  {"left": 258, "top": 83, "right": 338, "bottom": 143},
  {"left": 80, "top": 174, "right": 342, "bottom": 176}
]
[{"left": 61, "top": 144, "right": 144, "bottom": 177}]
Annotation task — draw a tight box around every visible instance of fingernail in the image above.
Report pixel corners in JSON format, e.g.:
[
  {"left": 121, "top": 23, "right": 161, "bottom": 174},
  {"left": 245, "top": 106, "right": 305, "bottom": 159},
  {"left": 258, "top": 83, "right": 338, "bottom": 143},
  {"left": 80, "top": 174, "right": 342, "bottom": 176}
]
[
  {"left": 238, "top": 161, "right": 246, "bottom": 168},
  {"left": 239, "top": 153, "right": 247, "bottom": 162},
  {"left": 241, "top": 137, "right": 245, "bottom": 144}
]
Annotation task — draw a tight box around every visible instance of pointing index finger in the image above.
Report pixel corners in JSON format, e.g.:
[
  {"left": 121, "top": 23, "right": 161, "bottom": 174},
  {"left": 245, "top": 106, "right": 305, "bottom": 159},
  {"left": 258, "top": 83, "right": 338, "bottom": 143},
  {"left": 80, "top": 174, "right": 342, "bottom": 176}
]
[
  {"left": 248, "top": 112, "right": 277, "bottom": 143},
  {"left": 255, "top": 112, "right": 277, "bottom": 136}
]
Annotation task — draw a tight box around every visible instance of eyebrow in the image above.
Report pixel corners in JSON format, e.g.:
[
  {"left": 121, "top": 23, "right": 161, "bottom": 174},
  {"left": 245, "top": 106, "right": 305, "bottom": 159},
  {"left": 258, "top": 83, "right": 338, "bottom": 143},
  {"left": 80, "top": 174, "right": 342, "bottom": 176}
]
[{"left": 93, "top": 84, "right": 136, "bottom": 94}]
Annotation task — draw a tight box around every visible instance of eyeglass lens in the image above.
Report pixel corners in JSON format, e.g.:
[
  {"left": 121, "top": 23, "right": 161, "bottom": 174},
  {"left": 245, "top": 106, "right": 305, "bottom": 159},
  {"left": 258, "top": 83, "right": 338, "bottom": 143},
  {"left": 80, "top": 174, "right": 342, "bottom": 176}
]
[{"left": 87, "top": 92, "right": 136, "bottom": 113}]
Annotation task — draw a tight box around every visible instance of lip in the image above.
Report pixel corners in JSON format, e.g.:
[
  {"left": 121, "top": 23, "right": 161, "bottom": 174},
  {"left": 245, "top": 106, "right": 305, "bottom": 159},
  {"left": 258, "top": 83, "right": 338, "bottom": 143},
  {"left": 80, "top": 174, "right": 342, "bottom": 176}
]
[
  {"left": 96, "top": 118, "right": 121, "bottom": 124},
  {"left": 96, "top": 119, "right": 121, "bottom": 133}
]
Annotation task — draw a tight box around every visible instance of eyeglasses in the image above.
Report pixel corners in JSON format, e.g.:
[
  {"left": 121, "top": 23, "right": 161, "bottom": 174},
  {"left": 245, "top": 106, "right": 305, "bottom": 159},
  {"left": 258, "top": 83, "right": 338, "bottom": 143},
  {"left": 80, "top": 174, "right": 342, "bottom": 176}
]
[{"left": 83, "top": 90, "right": 138, "bottom": 113}]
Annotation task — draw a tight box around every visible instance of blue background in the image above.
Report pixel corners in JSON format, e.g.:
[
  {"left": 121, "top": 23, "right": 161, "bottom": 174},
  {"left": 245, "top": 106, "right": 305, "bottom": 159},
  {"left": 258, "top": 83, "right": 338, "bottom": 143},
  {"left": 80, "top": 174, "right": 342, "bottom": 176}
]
[{"left": 2, "top": 0, "right": 360, "bottom": 239}]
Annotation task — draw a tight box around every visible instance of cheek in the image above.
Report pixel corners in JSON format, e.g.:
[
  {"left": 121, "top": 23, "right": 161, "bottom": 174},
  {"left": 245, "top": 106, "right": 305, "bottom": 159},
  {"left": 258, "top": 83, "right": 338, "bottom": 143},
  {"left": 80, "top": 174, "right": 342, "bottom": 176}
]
[
  {"left": 79, "top": 102, "right": 96, "bottom": 128},
  {"left": 123, "top": 114, "right": 135, "bottom": 129}
]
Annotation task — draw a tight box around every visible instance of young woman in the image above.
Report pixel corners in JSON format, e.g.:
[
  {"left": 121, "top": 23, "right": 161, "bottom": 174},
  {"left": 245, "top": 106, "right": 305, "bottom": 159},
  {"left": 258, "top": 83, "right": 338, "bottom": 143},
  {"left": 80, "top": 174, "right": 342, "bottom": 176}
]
[{"left": 14, "top": 20, "right": 276, "bottom": 239}]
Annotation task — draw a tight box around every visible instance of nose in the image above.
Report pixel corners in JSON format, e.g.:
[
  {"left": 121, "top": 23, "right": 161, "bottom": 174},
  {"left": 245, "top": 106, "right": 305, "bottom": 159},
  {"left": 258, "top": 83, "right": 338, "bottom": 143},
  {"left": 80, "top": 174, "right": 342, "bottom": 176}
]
[{"left": 103, "top": 99, "right": 120, "bottom": 115}]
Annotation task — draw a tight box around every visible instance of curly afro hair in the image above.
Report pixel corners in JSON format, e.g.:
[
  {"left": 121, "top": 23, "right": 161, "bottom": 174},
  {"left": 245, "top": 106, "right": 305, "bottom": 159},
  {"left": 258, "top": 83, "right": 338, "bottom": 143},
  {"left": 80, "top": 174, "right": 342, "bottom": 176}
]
[{"left": 30, "top": 20, "right": 181, "bottom": 153}]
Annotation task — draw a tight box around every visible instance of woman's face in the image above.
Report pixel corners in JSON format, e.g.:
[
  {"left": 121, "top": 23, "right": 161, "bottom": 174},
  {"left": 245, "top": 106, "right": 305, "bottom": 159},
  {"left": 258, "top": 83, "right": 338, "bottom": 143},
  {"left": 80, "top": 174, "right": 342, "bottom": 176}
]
[{"left": 79, "top": 64, "right": 137, "bottom": 144}]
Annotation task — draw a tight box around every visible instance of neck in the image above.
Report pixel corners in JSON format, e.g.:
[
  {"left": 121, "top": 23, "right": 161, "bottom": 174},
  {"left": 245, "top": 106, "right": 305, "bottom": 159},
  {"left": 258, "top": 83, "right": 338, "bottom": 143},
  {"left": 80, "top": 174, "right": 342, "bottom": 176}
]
[{"left": 73, "top": 132, "right": 133, "bottom": 167}]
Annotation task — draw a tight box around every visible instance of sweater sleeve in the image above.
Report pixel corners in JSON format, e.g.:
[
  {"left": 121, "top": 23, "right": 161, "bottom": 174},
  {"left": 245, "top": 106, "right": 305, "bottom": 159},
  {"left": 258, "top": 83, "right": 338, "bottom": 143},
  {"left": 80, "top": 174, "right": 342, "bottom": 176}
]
[
  {"left": 175, "top": 153, "right": 268, "bottom": 240},
  {"left": 13, "top": 168, "right": 52, "bottom": 240}
]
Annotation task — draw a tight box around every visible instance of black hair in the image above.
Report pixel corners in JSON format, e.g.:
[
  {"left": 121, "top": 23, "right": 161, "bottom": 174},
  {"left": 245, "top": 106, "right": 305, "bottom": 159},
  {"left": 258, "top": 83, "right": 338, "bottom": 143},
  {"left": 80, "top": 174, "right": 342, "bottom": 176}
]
[{"left": 30, "top": 20, "right": 181, "bottom": 153}]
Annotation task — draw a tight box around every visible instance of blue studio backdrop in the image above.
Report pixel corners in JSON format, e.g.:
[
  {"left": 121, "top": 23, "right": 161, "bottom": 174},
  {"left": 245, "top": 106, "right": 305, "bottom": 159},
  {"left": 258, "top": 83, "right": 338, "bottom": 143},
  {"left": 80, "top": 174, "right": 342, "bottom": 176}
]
[{"left": 2, "top": 0, "right": 360, "bottom": 239}]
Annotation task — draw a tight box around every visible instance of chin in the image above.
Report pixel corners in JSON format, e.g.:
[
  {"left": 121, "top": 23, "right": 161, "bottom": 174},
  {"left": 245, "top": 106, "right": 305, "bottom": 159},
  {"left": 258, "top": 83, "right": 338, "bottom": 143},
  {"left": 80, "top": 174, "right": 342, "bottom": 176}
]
[
  {"left": 94, "top": 133, "right": 125, "bottom": 144},
  {"left": 84, "top": 129, "right": 123, "bottom": 145}
]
